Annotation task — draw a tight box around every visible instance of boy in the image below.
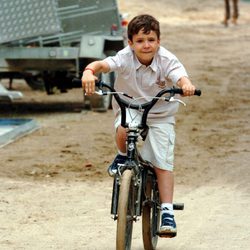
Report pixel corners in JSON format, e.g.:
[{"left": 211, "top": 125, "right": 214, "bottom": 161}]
[{"left": 81, "top": 14, "right": 195, "bottom": 236}]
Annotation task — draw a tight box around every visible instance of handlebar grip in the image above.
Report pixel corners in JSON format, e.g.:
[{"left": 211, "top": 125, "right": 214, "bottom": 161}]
[
  {"left": 194, "top": 89, "right": 202, "bottom": 96},
  {"left": 174, "top": 89, "right": 201, "bottom": 96},
  {"left": 173, "top": 203, "right": 184, "bottom": 210},
  {"left": 72, "top": 78, "right": 102, "bottom": 88}
]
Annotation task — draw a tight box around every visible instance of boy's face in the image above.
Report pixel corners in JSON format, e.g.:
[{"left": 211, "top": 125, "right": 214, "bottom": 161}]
[{"left": 128, "top": 29, "right": 160, "bottom": 66}]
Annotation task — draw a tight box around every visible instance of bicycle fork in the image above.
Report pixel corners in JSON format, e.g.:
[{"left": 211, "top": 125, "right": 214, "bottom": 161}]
[
  {"left": 110, "top": 131, "right": 143, "bottom": 220},
  {"left": 110, "top": 171, "right": 143, "bottom": 221}
]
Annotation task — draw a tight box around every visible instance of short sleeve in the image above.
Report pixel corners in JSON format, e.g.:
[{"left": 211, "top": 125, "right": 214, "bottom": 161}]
[
  {"left": 103, "top": 54, "right": 122, "bottom": 72},
  {"left": 166, "top": 57, "right": 188, "bottom": 85}
]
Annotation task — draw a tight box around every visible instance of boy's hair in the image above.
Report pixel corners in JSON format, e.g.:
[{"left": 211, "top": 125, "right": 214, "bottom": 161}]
[{"left": 127, "top": 14, "right": 160, "bottom": 41}]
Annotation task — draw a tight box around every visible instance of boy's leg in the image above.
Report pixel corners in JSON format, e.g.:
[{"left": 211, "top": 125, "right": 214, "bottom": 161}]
[
  {"left": 155, "top": 167, "right": 176, "bottom": 236},
  {"left": 107, "top": 125, "right": 127, "bottom": 176},
  {"left": 115, "top": 125, "right": 127, "bottom": 154},
  {"left": 154, "top": 168, "right": 174, "bottom": 203},
  {"left": 140, "top": 122, "right": 177, "bottom": 236},
  {"left": 114, "top": 109, "right": 141, "bottom": 154},
  {"left": 108, "top": 110, "right": 142, "bottom": 176}
]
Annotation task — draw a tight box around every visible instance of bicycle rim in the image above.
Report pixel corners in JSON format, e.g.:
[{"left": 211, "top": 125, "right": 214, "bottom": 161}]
[
  {"left": 116, "top": 169, "right": 135, "bottom": 250},
  {"left": 142, "top": 174, "right": 160, "bottom": 250}
]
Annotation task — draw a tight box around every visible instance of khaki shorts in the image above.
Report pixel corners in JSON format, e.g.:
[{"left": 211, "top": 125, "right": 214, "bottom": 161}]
[{"left": 114, "top": 109, "right": 175, "bottom": 171}]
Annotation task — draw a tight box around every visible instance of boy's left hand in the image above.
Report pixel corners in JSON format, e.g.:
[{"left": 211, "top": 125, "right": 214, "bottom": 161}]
[{"left": 177, "top": 77, "right": 196, "bottom": 96}]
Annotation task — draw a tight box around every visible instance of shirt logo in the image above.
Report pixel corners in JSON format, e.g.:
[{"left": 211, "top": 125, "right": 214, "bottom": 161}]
[
  {"left": 156, "top": 80, "right": 167, "bottom": 89},
  {"left": 156, "top": 77, "right": 172, "bottom": 88}
]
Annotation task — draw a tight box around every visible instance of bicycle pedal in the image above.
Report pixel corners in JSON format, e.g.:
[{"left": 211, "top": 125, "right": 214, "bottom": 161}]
[
  {"left": 173, "top": 202, "right": 184, "bottom": 210},
  {"left": 157, "top": 231, "right": 177, "bottom": 238}
]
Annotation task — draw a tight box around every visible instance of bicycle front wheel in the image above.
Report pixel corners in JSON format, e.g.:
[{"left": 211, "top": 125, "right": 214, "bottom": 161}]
[
  {"left": 142, "top": 173, "right": 160, "bottom": 250},
  {"left": 116, "top": 169, "right": 135, "bottom": 250}
]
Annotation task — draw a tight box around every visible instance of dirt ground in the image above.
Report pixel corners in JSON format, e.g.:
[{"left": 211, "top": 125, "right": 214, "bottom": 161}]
[{"left": 0, "top": 0, "right": 250, "bottom": 249}]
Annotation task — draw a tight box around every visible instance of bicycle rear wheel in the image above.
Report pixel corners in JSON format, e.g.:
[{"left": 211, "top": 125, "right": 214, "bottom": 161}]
[
  {"left": 142, "top": 173, "right": 160, "bottom": 250},
  {"left": 116, "top": 169, "right": 135, "bottom": 250}
]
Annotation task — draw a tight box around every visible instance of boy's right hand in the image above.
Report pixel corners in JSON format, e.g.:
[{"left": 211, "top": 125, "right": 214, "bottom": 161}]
[{"left": 81, "top": 70, "right": 98, "bottom": 95}]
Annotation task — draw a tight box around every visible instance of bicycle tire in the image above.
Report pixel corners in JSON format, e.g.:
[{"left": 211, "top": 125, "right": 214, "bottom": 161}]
[
  {"left": 142, "top": 173, "right": 160, "bottom": 250},
  {"left": 116, "top": 169, "right": 135, "bottom": 250}
]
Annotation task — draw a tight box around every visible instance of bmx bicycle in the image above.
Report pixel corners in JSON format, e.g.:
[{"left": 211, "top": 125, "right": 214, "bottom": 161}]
[{"left": 73, "top": 78, "right": 201, "bottom": 250}]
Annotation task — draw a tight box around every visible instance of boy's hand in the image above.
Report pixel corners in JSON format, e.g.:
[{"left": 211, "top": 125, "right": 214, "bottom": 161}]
[
  {"left": 81, "top": 70, "right": 98, "bottom": 95},
  {"left": 177, "top": 77, "right": 196, "bottom": 96}
]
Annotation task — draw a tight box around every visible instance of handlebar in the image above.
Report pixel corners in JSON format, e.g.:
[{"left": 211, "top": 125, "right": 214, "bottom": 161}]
[
  {"left": 72, "top": 78, "right": 201, "bottom": 97},
  {"left": 73, "top": 78, "right": 201, "bottom": 129}
]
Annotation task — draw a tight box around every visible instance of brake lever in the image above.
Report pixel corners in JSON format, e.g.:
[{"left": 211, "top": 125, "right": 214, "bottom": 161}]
[
  {"left": 84, "top": 90, "right": 104, "bottom": 96},
  {"left": 169, "top": 96, "right": 186, "bottom": 106},
  {"left": 95, "top": 90, "right": 103, "bottom": 95},
  {"left": 95, "top": 90, "right": 132, "bottom": 97}
]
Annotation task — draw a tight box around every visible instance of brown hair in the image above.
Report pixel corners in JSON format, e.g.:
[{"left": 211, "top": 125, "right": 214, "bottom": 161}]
[{"left": 127, "top": 14, "right": 160, "bottom": 41}]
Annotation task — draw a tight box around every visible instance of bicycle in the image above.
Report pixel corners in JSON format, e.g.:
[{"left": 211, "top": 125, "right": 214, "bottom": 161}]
[{"left": 73, "top": 78, "right": 201, "bottom": 250}]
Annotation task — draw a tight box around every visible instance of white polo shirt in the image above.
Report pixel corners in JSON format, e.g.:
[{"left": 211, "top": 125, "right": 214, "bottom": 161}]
[{"left": 104, "top": 45, "right": 188, "bottom": 124}]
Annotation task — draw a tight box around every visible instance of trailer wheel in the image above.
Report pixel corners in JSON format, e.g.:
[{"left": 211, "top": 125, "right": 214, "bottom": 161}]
[{"left": 24, "top": 74, "right": 45, "bottom": 91}]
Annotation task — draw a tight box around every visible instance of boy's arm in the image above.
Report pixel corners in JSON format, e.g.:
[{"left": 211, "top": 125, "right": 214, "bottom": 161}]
[
  {"left": 177, "top": 76, "right": 196, "bottom": 96},
  {"left": 81, "top": 60, "right": 110, "bottom": 95}
]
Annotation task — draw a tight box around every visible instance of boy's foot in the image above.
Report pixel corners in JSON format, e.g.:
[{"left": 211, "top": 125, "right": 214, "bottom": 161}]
[
  {"left": 107, "top": 154, "right": 127, "bottom": 177},
  {"left": 158, "top": 213, "right": 177, "bottom": 238}
]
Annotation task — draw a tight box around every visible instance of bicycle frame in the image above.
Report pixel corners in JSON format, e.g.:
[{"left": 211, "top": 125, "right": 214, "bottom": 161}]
[{"left": 111, "top": 126, "right": 155, "bottom": 219}]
